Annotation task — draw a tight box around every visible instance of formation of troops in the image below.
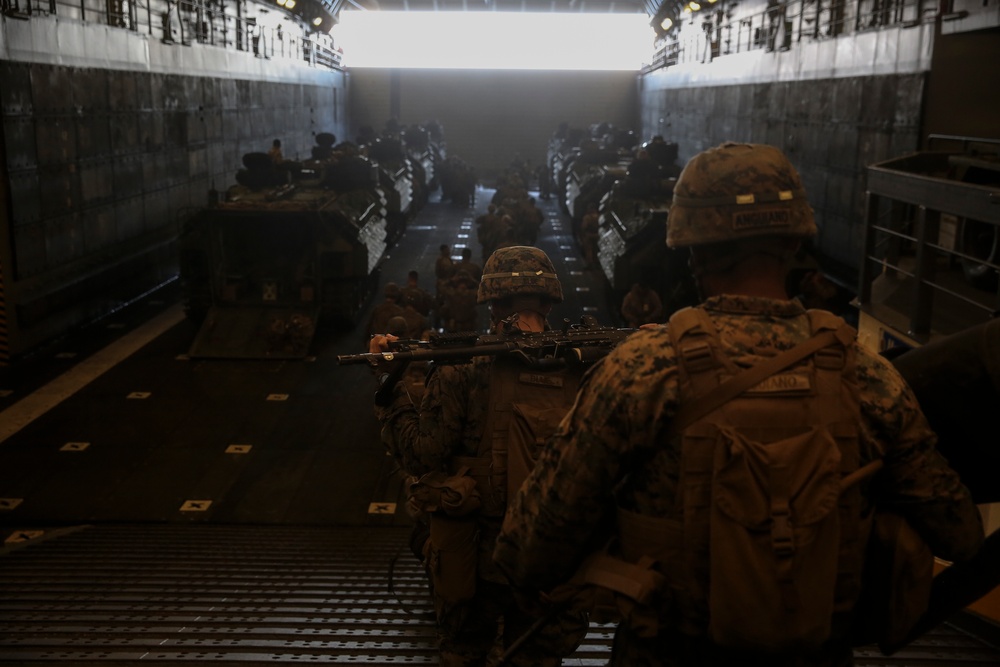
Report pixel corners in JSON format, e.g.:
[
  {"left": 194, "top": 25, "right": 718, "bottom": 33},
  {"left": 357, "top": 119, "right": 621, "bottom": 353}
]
[
  {"left": 362, "top": 141, "right": 995, "bottom": 667},
  {"left": 366, "top": 166, "right": 550, "bottom": 339}
]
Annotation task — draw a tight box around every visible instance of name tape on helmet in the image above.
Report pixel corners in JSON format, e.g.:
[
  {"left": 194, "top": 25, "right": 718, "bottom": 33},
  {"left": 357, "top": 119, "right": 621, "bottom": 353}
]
[{"left": 732, "top": 208, "right": 792, "bottom": 232}]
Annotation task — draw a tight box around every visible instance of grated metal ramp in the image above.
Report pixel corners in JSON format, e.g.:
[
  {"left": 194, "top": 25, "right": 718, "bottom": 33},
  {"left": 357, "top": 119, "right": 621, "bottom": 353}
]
[{"left": 2, "top": 525, "right": 999, "bottom": 666}]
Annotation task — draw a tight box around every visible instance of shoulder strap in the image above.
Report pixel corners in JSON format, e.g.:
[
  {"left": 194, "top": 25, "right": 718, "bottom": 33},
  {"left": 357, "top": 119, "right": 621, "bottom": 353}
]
[{"left": 669, "top": 319, "right": 855, "bottom": 436}]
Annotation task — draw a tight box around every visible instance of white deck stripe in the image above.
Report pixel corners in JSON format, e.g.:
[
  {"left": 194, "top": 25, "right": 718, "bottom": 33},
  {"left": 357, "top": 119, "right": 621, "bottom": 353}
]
[{"left": 0, "top": 304, "right": 185, "bottom": 444}]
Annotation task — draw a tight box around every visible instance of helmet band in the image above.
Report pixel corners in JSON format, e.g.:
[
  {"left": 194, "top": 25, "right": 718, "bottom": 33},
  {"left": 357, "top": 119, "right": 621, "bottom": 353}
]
[
  {"left": 480, "top": 271, "right": 559, "bottom": 281},
  {"left": 671, "top": 188, "right": 807, "bottom": 208}
]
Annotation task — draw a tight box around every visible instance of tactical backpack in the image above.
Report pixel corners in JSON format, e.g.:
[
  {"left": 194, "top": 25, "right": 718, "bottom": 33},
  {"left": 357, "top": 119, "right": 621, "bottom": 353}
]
[
  {"left": 650, "top": 306, "right": 875, "bottom": 653},
  {"left": 470, "top": 354, "right": 585, "bottom": 518}
]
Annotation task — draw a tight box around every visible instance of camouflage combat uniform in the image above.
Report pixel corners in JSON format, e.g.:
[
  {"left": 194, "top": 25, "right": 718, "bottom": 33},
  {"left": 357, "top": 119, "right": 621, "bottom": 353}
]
[
  {"left": 377, "top": 359, "right": 581, "bottom": 666},
  {"left": 620, "top": 283, "right": 665, "bottom": 328},
  {"left": 494, "top": 294, "right": 984, "bottom": 667},
  {"left": 376, "top": 245, "right": 587, "bottom": 667}
]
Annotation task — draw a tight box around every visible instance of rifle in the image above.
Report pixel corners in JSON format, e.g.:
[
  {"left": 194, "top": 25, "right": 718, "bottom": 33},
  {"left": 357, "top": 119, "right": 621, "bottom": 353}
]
[{"left": 337, "top": 315, "right": 635, "bottom": 406}]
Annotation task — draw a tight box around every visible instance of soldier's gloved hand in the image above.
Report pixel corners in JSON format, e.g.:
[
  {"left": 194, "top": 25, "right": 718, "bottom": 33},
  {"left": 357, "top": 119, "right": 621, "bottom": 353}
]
[{"left": 368, "top": 333, "right": 398, "bottom": 354}]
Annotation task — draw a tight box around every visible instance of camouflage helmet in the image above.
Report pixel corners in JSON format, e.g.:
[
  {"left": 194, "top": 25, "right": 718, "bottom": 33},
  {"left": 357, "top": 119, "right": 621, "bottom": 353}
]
[
  {"left": 384, "top": 282, "right": 401, "bottom": 299},
  {"left": 666, "top": 142, "right": 817, "bottom": 248},
  {"left": 477, "top": 246, "right": 563, "bottom": 304}
]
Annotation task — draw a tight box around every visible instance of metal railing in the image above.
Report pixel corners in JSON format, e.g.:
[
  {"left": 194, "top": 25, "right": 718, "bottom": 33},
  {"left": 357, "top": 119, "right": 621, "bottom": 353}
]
[
  {"left": 647, "top": 0, "right": 937, "bottom": 70},
  {"left": 857, "top": 136, "right": 1000, "bottom": 340},
  {"left": 1, "top": 0, "right": 342, "bottom": 70}
]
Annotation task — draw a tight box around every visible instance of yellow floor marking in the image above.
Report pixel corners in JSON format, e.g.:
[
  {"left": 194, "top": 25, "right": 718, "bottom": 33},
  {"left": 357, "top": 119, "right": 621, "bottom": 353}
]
[{"left": 0, "top": 304, "right": 184, "bottom": 445}]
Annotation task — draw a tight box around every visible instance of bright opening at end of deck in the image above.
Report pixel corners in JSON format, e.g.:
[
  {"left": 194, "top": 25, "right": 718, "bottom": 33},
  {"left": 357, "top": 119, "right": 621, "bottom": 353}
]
[{"left": 333, "top": 11, "right": 656, "bottom": 70}]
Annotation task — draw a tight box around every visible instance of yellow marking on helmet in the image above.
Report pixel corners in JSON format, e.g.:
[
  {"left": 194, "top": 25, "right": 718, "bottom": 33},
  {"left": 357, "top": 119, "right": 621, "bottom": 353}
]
[
  {"left": 778, "top": 190, "right": 793, "bottom": 201},
  {"left": 735, "top": 194, "right": 755, "bottom": 205}
]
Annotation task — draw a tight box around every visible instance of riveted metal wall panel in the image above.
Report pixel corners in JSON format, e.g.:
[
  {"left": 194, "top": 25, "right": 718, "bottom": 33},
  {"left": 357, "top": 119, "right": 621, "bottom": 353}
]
[
  {"left": 207, "top": 143, "right": 226, "bottom": 181},
  {"left": 785, "top": 121, "right": 812, "bottom": 163},
  {"left": 142, "top": 150, "right": 168, "bottom": 191},
  {"left": 831, "top": 77, "right": 863, "bottom": 124},
  {"left": 30, "top": 65, "right": 75, "bottom": 114},
  {"left": 765, "top": 117, "right": 787, "bottom": 152},
  {"left": 786, "top": 81, "right": 811, "bottom": 122},
  {"left": 799, "top": 119, "right": 831, "bottom": 168},
  {"left": 827, "top": 125, "right": 859, "bottom": 168},
  {"left": 113, "top": 153, "right": 144, "bottom": 199},
  {"left": 200, "top": 78, "right": 221, "bottom": 108},
  {"left": 136, "top": 71, "right": 154, "bottom": 112},
  {"left": 857, "top": 128, "right": 894, "bottom": 170},
  {"left": 187, "top": 145, "right": 207, "bottom": 181},
  {"left": 110, "top": 112, "right": 141, "bottom": 156},
  {"left": 259, "top": 80, "right": 277, "bottom": 109},
  {"left": 44, "top": 214, "right": 84, "bottom": 267},
  {"left": 82, "top": 205, "right": 117, "bottom": 253},
  {"left": 186, "top": 112, "right": 205, "bottom": 145},
  {"left": 34, "top": 116, "right": 77, "bottom": 165},
  {"left": 119, "top": 192, "right": 150, "bottom": 239},
  {"left": 37, "top": 165, "right": 80, "bottom": 219},
  {"left": 892, "top": 73, "right": 925, "bottom": 129},
  {"left": 167, "top": 148, "right": 189, "bottom": 185},
  {"left": 860, "top": 76, "right": 897, "bottom": 129},
  {"left": 159, "top": 74, "right": 186, "bottom": 112},
  {"left": 7, "top": 169, "right": 41, "bottom": 228},
  {"left": 219, "top": 78, "right": 239, "bottom": 109},
  {"left": 750, "top": 119, "right": 769, "bottom": 144},
  {"left": 76, "top": 113, "right": 112, "bottom": 160},
  {"left": 163, "top": 111, "right": 187, "bottom": 148},
  {"left": 290, "top": 82, "right": 304, "bottom": 108},
  {"left": 768, "top": 81, "right": 790, "bottom": 121},
  {"left": 243, "top": 108, "right": 261, "bottom": 141},
  {"left": 148, "top": 72, "right": 167, "bottom": 112},
  {"left": 73, "top": 68, "right": 110, "bottom": 113},
  {"left": 751, "top": 82, "right": 772, "bottom": 121},
  {"left": 109, "top": 70, "right": 138, "bottom": 112},
  {"left": 142, "top": 110, "right": 165, "bottom": 151},
  {"left": 0, "top": 62, "right": 33, "bottom": 116},
  {"left": 806, "top": 79, "right": 834, "bottom": 124},
  {"left": 79, "top": 160, "right": 115, "bottom": 207},
  {"left": 236, "top": 79, "right": 254, "bottom": 111},
  {"left": 144, "top": 189, "right": 173, "bottom": 233},
  {"left": 202, "top": 109, "right": 223, "bottom": 143},
  {"left": 12, "top": 221, "right": 46, "bottom": 280},
  {"left": 181, "top": 74, "right": 202, "bottom": 110},
  {"left": 3, "top": 117, "right": 38, "bottom": 170},
  {"left": 114, "top": 197, "right": 145, "bottom": 241}
]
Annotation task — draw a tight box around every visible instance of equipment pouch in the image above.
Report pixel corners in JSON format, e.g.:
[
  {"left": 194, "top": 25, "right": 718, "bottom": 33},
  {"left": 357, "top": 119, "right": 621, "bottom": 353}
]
[
  {"left": 407, "top": 470, "right": 481, "bottom": 517},
  {"left": 427, "top": 514, "right": 478, "bottom": 606}
]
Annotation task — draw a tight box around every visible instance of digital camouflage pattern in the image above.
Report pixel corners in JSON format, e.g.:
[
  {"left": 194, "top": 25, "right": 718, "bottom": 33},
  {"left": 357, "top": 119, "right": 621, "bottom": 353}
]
[
  {"left": 477, "top": 246, "right": 563, "bottom": 304},
  {"left": 494, "top": 294, "right": 984, "bottom": 667},
  {"left": 667, "top": 143, "right": 818, "bottom": 248}
]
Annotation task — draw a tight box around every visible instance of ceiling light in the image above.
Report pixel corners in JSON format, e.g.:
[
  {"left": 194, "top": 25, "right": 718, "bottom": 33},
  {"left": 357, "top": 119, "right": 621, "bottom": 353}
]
[
  {"left": 660, "top": 17, "right": 673, "bottom": 30},
  {"left": 312, "top": 16, "right": 322, "bottom": 25}
]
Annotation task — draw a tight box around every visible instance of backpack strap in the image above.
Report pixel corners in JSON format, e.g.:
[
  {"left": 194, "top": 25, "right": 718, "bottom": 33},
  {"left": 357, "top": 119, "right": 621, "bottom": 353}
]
[
  {"left": 669, "top": 312, "right": 856, "bottom": 436},
  {"left": 668, "top": 307, "right": 739, "bottom": 400}
]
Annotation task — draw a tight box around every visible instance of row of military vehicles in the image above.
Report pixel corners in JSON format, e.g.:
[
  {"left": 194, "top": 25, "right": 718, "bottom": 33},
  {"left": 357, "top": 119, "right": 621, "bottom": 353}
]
[
  {"left": 178, "top": 126, "right": 444, "bottom": 359},
  {"left": 545, "top": 124, "right": 1000, "bottom": 354}
]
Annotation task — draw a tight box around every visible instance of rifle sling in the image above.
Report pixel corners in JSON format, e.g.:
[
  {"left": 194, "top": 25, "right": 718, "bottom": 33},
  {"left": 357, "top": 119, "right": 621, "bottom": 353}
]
[{"left": 669, "top": 329, "right": 841, "bottom": 435}]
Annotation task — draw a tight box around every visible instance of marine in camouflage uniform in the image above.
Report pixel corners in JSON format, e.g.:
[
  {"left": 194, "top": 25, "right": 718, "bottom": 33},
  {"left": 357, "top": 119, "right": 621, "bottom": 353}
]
[
  {"left": 494, "top": 143, "right": 984, "bottom": 667},
  {"left": 366, "top": 282, "right": 404, "bottom": 338},
  {"left": 372, "top": 246, "right": 588, "bottom": 667}
]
